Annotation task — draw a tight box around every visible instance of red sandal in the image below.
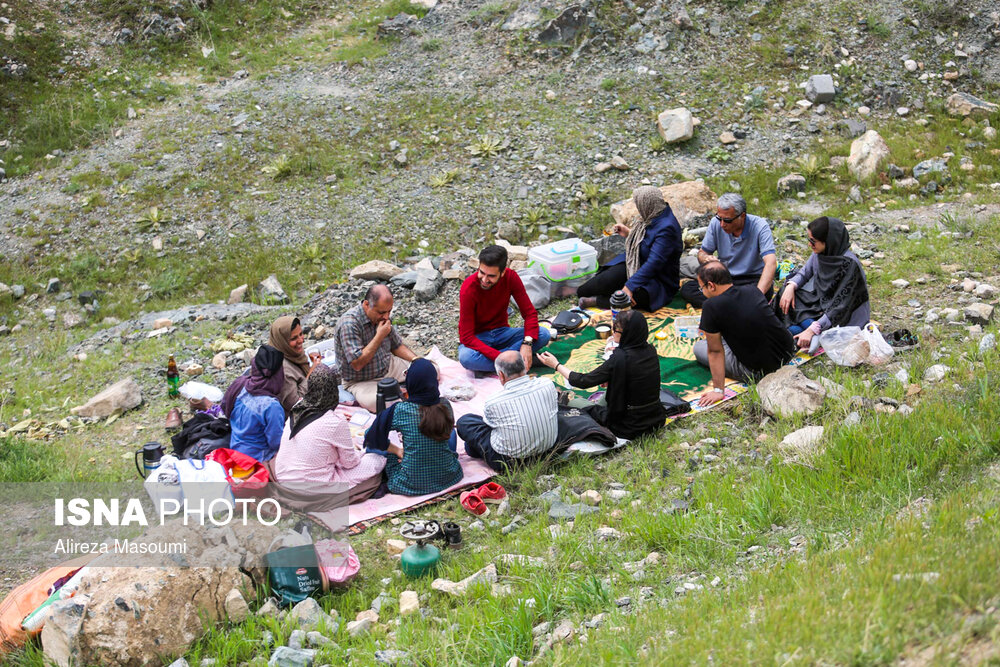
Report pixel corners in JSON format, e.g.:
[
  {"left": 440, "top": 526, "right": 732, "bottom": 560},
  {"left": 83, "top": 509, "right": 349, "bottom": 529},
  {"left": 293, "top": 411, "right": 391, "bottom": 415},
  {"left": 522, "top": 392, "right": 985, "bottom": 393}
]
[
  {"left": 459, "top": 491, "right": 490, "bottom": 517},
  {"left": 476, "top": 481, "right": 507, "bottom": 505}
]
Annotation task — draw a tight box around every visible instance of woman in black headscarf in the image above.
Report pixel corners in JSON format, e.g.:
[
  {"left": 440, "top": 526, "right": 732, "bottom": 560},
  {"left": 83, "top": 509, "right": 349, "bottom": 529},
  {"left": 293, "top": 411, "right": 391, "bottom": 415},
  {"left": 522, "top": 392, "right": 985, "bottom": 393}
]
[
  {"left": 777, "top": 216, "right": 871, "bottom": 350},
  {"left": 539, "top": 310, "right": 666, "bottom": 439},
  {"left": 222, "top": 345, "right": 287, "bottom": 462}
]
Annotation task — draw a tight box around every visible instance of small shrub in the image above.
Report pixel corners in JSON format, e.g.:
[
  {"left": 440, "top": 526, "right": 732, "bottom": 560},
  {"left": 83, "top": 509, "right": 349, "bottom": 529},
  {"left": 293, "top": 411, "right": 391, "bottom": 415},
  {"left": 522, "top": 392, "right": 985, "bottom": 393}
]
[
  {"left": 599, "top": 77, "right": 618, "bottom": 91},
  {"left": 705, "top": 146, "right": 732, "bottom": 164},
  {"left": 649, "top": 135, "right": 668, "bottom": 153},
  {"left": 262, "top": 154, "right": 292, "bottom": 180},
  {"left": 420, "top": 38, "right": 442, "bottom": 52},
  {"left": 466, "top": 134, "right": 510, "bottom": 157},
  {"left": 430, "top": 168, "right": 463, "bottom": 188}
]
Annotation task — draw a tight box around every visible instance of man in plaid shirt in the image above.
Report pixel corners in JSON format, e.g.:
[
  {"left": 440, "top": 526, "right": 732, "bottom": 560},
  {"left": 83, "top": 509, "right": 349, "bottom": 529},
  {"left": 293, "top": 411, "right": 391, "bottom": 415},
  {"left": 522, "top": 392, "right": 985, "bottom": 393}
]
[{"left": 335, "top": 285, "right": 418, "bottom": 412}]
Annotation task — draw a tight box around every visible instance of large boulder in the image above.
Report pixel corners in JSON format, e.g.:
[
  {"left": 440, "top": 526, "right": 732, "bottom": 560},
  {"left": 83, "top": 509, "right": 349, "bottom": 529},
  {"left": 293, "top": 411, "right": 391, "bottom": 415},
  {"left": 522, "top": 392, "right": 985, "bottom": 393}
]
[
  {"left": 257, "top": 275, "right": 289, "bottom": 304},
  {"left": 757, "top": 366, "right": 826, "bottom": 418},
  {"left": 846, "top": 130, "right": 890, "bottom": 181},
  {"left": 946, "top": 92, "right": 998, "bottom": 119},
  {"left": 350, "top": 260, "right": 403, "bottom": 281},
  {"left": 70, "top": 379, "right": 142, "bottom": 418},
  {"left": 536, "top": 5, "right": 589, "bottom": 43},
  {"left": 609, "top": 181, "right": 717, "bottom": 229},
  {"left": 41, "top": 522, "right": 282, "bottom": 667},
  {"left": 587, "top": 234, "right": 626, "bottom": 265},
  {"left": 413, "top": 268, "right": 444, "bottom": 302},
  {"left": 656, "top": 108, "right": 694, "bottom": 144}
]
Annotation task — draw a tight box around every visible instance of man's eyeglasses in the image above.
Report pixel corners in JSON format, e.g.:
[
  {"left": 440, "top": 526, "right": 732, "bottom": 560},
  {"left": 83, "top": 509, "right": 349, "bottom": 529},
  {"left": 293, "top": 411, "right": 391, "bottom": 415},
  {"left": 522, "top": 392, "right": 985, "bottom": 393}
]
[{"left": 718, "top": 213, "right": 743, "bottom": 224}]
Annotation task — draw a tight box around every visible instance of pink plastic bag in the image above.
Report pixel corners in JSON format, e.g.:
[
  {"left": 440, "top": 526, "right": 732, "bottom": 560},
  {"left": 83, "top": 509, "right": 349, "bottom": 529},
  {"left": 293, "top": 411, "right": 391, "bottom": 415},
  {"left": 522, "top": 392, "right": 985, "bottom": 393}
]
[{"left": 314, "top": 540, "right": 360, "bottom": 587}]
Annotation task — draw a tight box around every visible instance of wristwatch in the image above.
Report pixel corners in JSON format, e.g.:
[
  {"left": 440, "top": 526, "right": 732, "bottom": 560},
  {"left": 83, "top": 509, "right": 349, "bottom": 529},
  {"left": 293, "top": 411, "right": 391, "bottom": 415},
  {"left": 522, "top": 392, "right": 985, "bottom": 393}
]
[{"left": 522, "top": 336, "right": 534, "bottom": 346}]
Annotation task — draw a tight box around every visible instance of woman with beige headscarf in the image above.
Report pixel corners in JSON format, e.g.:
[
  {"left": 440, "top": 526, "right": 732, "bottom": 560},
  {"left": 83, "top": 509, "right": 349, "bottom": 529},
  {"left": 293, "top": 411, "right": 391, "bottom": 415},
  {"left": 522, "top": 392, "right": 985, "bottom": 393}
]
[
  {"left": 577, "top": 185, "right": 683, "bottom": 311},
  {"left": 268, "top": 315, "right": 321, "bottom": 415}
]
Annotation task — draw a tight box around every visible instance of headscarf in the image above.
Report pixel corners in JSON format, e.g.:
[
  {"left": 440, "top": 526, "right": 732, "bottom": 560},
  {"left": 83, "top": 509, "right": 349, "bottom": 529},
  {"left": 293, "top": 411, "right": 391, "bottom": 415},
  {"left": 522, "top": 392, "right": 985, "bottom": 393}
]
[
  {"left": 606, "top": 310, "right": 660, "bottom": 419},
  {"left": 221, "top": 345, "right": 285, "bottom": 418},
  {"left": 363, "top": 359, "right": 440, "bottom": 453},
  {"left": 268, "top": 316, "right": 310, "bottom": 373},
  {"left": 401, "top": 359, "right": 440, "bottom": 406},
  {"left": 812, "top": 217, "right": 869, "bottom": 327},
  {"left": 288, "top": 363, "right": 340, "bottom": 439},
  {"left": 625, "top": 186, "right": 669, "bottom": 277}
]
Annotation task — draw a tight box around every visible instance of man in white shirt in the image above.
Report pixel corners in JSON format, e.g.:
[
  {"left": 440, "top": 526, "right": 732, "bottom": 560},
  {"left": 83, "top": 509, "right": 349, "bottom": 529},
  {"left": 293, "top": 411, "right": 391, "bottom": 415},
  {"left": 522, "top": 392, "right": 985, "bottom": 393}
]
[{"left": 456, "top": 350, "right": 559, "bottom": 471}]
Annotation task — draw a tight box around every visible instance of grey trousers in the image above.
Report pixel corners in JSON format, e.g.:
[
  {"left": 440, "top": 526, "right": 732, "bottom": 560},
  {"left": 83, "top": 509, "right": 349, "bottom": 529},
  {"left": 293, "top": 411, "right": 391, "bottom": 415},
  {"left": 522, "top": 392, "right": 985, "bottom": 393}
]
[{"left": 693, "top": 337, "right": 753, "bottom": 383}]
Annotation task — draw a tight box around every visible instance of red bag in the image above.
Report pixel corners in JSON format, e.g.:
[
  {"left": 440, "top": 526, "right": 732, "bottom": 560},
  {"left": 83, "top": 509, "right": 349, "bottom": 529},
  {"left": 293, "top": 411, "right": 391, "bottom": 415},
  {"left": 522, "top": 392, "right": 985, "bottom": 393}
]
[{"left": 206, "top": 448, "right": 269, "bottom": 499}]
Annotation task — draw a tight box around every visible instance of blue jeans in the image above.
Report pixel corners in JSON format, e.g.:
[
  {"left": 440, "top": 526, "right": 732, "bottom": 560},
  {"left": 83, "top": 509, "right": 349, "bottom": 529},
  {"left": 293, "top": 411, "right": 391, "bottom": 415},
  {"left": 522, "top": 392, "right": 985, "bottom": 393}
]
[
  {"left": 458, "top": 326, "right": 551, "bottom": 372},
  {"left": 788, "top": 318, "right": 815, "bottom": 336}
]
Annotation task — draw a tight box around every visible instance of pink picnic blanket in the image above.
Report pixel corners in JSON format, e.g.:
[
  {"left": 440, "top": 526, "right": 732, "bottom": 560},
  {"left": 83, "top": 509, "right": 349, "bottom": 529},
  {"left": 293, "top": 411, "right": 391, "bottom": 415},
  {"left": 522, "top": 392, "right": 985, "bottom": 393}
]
[{"left": 312, "top": 347, "right": 503, "bottom": 529}]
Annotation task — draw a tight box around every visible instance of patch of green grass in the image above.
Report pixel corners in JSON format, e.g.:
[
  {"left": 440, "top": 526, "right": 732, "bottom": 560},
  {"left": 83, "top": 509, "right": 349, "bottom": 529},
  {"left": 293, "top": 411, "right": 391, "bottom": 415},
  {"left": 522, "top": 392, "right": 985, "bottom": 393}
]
[
  {"left": 599, "top": 77, "right": 618, "bottom": 92},
  {"left": 420, "top": 38, "right": 443, "bottom": 52}
]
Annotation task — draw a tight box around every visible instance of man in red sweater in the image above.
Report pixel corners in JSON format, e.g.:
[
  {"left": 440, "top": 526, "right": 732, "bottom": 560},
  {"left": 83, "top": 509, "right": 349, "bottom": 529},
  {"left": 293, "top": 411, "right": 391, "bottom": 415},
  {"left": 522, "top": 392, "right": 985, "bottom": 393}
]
[{"left": 458, "top": 245, "right": 551, "bottom": 373}]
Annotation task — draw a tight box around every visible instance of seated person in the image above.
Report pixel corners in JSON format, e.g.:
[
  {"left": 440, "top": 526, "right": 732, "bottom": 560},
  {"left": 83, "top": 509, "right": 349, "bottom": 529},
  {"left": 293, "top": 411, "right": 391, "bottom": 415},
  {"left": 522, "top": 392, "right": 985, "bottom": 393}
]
[
  {"left": 777, "top": 216, "right": 870, "bottom": 350},
  {"left": 679, "top": 193, "right": 777, "bottom": 308},
  {"left": 458, "top": 245, "right": 551, "bottom": 373},
  {"left": 456, "top": 350, "right": 559, "bottom": 472},
  {"left": 363, "top": 359, "right": 463, "bottom": 496},
  {"left": 269, "top": 315, "right": 322, "bottom": 416},
  {"left": 693, "top": 262, "right": 796, "bottom": 407},
  {"left": 274, "top": 364, "right": 386, "bottom": 501},
  {"left": 222, "top": 345, "right": 286, "bottom": 462},
  {"left": 539, "top": 310, "right": 665, "bottom": 439},
  {"left": 577, "top": 185, "right": 682, "bottom": 311},
  {"left": 335, "top": 284, "right": 418, "bottom": 412}
]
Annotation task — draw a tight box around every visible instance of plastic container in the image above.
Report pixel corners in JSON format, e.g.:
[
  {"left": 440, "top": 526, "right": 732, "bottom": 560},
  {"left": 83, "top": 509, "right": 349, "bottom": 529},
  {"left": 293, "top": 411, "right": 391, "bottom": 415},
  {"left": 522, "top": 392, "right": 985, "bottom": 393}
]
[
  {"left": 306, "top": 339, "right": 338, "bottom": 367},
  {"left": 527, "top": 238, "right": 598, "bottom": 284},
  {"left": 673, "top": 316, "right": 703, "bottom": 340}
]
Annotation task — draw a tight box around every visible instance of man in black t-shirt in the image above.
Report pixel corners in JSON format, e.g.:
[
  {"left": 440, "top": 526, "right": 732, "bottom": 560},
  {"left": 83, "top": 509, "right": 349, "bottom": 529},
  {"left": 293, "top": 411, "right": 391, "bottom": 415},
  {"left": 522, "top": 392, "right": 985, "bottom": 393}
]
[{"left": 694, "top": 262, "right": 796, "bottom": 407}]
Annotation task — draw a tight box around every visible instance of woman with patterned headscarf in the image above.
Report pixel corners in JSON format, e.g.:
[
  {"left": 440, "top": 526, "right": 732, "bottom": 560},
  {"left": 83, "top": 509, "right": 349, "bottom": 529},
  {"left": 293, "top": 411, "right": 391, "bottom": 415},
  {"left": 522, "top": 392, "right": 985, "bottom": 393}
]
[
  {"left": 268, "top": 315, "right": 320, "bottom": 416},
  {"left": 274, "top": 363, "right": 386, "bottom": 500},
  {"left": 577, "top": 185, "right": 683, "bottom": 311}
]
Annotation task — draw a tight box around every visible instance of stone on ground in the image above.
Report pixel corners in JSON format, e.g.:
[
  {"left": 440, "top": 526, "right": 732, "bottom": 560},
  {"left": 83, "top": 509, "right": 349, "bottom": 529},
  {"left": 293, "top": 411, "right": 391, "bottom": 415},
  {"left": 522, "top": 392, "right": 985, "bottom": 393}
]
[
  {"left": 805, "top": 74, "right": 836, "bottom": 103},
  {"left": 350, "top": 260, "right": 403, "bottom": 281},
  {"left": 268, "top": 646, "right": 316, "bottom": 667},
  {"left": 609, "top": 181, "right": 716, "bottom": 229},
  {"left": 757, "top": 367, "right": 826, "bottom": 418},
  {"left": 399, "top": 590, "right": 419, "bottom": 616},
  {"left": 413, "top": 268, "right": 444, "bottom": 302},
  {"left": 847, "top": 130, "right": 890, "bottom": 181},
  {"left": 946, "top": 92, "right": 998, "bottom": 119},
  {"left": 257, "top": 275, "right": 289, "bottom": 304},
  {"left": 964, "top": 303, "right": 994, "bottom": 325},
  {"left": 70, "top": 378, "right": 142, "bottom": 418},
  {"left": 656, "top": 107, "right": 695, "bottom": 144},
  {"left": 227, "top": 284, "right": 248, "bottom": 305},
  {"left": 431, "top": 563, "right": 498, "bottom": 596},
  {"left": 224, "top": 589, "right": 249, "bottom": 622},
  {"left": 777, "top": 173, "right": 806, "bottom": 194},
  {"left": 780, "top": 425, "right": 825, "bottom": 454}
]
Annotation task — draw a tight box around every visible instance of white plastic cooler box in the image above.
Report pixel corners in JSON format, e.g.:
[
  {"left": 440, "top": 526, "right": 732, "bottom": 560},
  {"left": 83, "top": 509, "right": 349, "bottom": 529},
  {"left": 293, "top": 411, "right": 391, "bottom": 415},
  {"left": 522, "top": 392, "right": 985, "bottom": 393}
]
[{"left": 526, "top": 238, "right": 598, "bottom": 296}]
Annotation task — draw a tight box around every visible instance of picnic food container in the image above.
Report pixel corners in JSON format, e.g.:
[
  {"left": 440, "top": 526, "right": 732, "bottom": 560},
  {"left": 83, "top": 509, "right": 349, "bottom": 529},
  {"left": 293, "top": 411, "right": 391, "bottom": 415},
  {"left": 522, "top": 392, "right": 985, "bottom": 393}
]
[
  {"left": 673, "top": 315, "right": 703, "bottom": 340},
  {"left": 527, "top": 238, "right": 598, "bottom": 284}
]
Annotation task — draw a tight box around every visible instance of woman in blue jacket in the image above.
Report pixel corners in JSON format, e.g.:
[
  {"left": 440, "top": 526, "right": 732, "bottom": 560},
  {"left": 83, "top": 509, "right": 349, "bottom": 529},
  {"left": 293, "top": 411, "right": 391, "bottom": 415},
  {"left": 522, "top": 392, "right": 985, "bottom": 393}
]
[{"left": 578, "top": 185, "right": 682, "bottom": 311}]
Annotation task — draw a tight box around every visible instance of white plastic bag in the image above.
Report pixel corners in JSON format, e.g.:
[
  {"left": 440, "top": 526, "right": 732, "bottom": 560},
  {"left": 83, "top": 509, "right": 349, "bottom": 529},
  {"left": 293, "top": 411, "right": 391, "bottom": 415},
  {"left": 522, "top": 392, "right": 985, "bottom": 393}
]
[
  {"left": 819, "top": 326, "right": 866, "bottom": 367},
  {"left": 861, "top": 323, "right": 894, "bottom": 365}
]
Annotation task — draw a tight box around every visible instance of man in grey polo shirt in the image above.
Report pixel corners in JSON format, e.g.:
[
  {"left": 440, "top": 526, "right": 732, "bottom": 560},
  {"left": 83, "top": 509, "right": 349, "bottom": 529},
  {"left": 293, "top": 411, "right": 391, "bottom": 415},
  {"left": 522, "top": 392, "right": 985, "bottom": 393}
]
[
  {"left": 456, "top": 350, "right": 559, "bottom": 472},
  {"left": 679, "top": 192, "right": 777, "bottom": 308}
]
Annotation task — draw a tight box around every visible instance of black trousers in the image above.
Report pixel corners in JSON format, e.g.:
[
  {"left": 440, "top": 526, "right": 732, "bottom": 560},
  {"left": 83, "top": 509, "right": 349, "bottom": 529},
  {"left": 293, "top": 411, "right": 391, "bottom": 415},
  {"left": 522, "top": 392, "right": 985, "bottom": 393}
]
[
  {"left": 577, "top": 263, "right": 651, "bottom": 310},
  {"left": 679, "top": 273, "right": 772, "bottom": 308}
]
